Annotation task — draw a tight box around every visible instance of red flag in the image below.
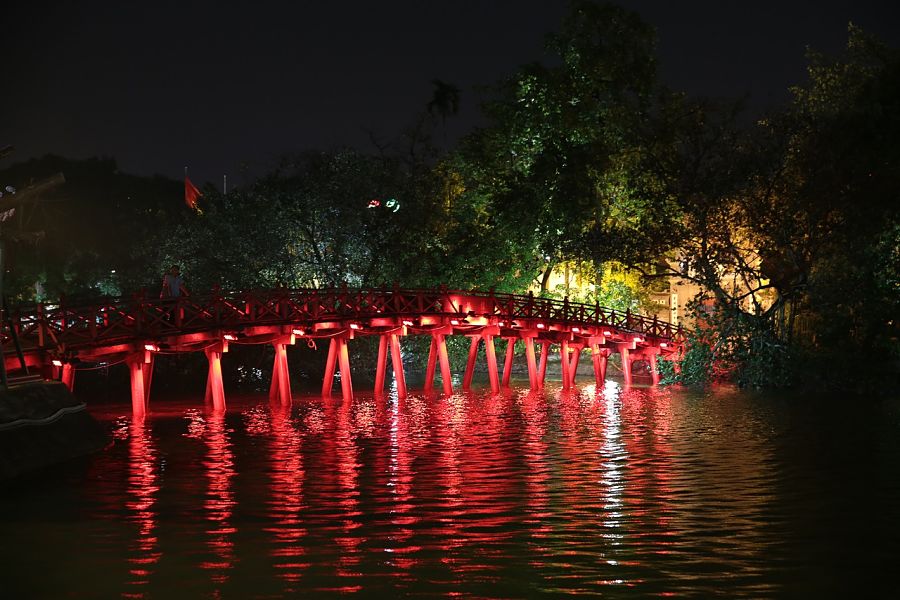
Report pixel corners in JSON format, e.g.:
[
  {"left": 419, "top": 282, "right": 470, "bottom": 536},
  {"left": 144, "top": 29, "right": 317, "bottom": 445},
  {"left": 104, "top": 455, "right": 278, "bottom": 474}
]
[{"left": 185, "top": 176, "right": 202, "bottom": 210}]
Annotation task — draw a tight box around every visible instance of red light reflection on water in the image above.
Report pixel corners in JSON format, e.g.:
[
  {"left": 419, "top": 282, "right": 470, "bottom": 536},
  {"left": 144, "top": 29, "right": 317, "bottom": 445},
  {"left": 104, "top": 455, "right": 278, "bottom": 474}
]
[
  {"left": 517, "top": 389, "right": 553, "bottom": 559},
  {"left": 200, "top": 413, "right": 237, "bottom": 585},
  {"left": 430, "top": 391, "right": 522, "bottom": 581},
  {"left": 123, "top": 417, "right": 161, "bottom": 598},
  {"left": 330, "top": 397, "right": 365, "bottom": 576},
  {"left": 264, "top": 404, "right": 309, "bottom": 589}
]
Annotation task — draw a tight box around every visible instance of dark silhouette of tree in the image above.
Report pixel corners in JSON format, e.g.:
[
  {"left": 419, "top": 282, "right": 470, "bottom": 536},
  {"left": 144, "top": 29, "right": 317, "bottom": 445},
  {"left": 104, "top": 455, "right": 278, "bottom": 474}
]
[{"left": 427, "top": 79, "right": 460, "bottom": 125}]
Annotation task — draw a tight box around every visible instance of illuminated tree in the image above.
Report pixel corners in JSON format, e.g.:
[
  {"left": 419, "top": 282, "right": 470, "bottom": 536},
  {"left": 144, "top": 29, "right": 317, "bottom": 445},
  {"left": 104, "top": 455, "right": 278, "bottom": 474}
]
[{"left": 456, "top": 0, "right": 659, "bottom": 294}]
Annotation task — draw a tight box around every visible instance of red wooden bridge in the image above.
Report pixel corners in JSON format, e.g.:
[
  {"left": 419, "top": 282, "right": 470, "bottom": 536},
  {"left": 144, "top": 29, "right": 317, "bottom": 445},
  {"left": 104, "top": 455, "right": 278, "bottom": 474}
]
[{"left": 2, "top": 287, "right": 682, "bottom": 416}]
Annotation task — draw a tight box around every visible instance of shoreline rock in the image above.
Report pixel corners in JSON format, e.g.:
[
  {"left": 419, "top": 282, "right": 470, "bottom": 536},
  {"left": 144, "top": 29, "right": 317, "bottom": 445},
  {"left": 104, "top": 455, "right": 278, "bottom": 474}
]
[{"left": 0, "top": 382, "right": 108, "bottom": 480}]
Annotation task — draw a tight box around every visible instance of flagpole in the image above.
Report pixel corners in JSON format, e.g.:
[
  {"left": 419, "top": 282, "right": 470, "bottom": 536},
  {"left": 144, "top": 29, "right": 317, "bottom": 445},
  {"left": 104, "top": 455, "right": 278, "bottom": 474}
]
[{"left": 223, "top": 174, "right": 227, "bottom": 194}]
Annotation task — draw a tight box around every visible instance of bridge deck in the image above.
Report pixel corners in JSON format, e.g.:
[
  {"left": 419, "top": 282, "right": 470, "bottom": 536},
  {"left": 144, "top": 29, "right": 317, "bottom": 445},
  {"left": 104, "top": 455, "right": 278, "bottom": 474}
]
[{"left": 2, "top": 287, "right": 683, "bottom": 412}]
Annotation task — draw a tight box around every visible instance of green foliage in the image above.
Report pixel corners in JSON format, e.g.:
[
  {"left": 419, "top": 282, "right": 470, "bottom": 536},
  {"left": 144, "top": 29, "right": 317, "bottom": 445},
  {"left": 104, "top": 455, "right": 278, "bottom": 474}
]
[
  {"left": 658, "top": 332, "right": 715, "bottom": 386},
  {"left": 661, "top": 307, "right": 793, "bottom": 389},
  {"left": 456, "top": 1, "right": 662, "bottom": 290}
]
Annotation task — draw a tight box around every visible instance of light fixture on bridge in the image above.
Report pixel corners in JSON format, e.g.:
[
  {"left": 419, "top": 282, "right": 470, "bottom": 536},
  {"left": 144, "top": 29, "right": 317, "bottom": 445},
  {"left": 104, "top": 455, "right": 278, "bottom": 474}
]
[
  {"left": 51, "top": 359, "right": 63, "bottom": 367},
  {"left": 402, "top": 319, "right": 414, "bottom": 327},
  {"left": 660, "top": 342, "right": 668, "bottom": 348},
  {"left": 450, "top": 318, "right": 460, "bottom": 325},
  {"left": 497, "top": 321, "right": 505, "bottom": 327},
  {"left": 349, "top": 323, "right": 362, "bottom": 330},
  {"left": 144, "top": 343, "right": 159, "bottom": 352},
  {"left": 223, "top": 333, "right": 238, "bottom": 341},
  {"left": 572, "top": 326, "right": 580, "bottom": 333},
  {"left": 292, "top": 328, "right": 305, "bottom": 336},
  {"left": 603, "top": 330, "right": 612, "bottom": 337},
  {"left": 536, "top": 323, "right": 545, "bottom": 329},
  {"left": 633, "top": 336, "right": 644, "bottom": 343}
]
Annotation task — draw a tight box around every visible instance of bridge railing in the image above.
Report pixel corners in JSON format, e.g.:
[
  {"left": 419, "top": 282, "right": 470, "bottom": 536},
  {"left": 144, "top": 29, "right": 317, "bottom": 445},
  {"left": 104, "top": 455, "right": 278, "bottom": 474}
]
[{"left": 3, "top": 287, "right": 682, "bottom": 355}]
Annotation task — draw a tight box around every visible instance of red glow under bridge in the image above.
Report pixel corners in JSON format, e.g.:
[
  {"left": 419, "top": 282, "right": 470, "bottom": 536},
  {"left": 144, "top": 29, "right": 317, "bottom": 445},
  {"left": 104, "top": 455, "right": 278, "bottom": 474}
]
[{"left": 2, "top": 287, "right": 683, "bottom": 416}]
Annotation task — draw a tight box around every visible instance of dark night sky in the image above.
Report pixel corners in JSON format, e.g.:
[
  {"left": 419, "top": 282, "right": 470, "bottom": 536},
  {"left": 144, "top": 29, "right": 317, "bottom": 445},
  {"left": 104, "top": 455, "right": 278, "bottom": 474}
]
[{"left": 4, "top": 1, "right": 900, "bottom": 187}]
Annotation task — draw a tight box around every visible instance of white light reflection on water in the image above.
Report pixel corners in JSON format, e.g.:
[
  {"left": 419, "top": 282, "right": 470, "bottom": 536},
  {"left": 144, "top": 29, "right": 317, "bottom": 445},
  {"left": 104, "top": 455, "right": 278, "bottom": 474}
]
[{"left": 599, "top": 380, "right": 626, "bottom": 542}]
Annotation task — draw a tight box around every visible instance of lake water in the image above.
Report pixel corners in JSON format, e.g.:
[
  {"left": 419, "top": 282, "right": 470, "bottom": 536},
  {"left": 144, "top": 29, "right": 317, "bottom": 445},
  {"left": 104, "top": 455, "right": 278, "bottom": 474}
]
[{"left": 2, "top": 381, "right": 899, "bottom": 598}]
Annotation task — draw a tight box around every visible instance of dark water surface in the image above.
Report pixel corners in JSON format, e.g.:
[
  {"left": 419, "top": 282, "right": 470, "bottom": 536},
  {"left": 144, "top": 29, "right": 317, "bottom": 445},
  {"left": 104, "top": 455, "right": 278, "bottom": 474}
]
[{"left": 2, "top": 382, "right": 899, "bottom": 598}]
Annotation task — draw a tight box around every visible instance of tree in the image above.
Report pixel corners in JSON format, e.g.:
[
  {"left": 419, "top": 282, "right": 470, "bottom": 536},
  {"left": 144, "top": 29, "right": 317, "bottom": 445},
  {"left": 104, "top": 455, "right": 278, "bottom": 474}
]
[
  {"left": 456, "top": 0, "right": 660, "bottom": 294},
  {"left": 0, "top": 155, "right": 182, "bottom": 302}
]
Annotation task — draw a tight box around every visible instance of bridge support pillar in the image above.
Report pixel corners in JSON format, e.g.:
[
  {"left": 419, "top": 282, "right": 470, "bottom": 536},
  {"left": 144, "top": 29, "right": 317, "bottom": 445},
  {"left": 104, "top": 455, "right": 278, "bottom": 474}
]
[
  {"left": 484, "top": 334, "right": 500, "bottom": 393},
  {"left": 61, "top": 363, "right": 75, "bottom": 392},
  {"left": 538, "top": 341, "right": 550, "bottom": 386},
  {"left": 641, "top": 347, "right": 661, "bottom": 386},
  {"left": 462, "top": 332, "right": 500, "bottom": 393},
  {"left": 620, "top": 346, "right": 632, "bottom": 386},
  {"left": 128, "top": 351, "right": 154, "bottom": 418},
  {"left": 568, "top": 344, "right": 582, "bottom": 387},
  {"left": 523, "top": 336, "right": 538, "bottom": 389},
  {"left": 463, "top": 336, "right": 479, "bottom": 390},
  {"left": 323, "top": 338, "right": 338, "bottom": 396},
  {"left": 389, "top": 333, "right": 407, "bottom": 398},
  {"left": 322, "top": 336, "right": 353, "bottom": 400},
  {"left": 501, "top": 337, "right": 516, "bottom": 387},
  {"left": 591, "top": 343, "right": 610, "bottom": 388},
  {"left": 560, "top": 340, "right": 571, "bottom": 389},
  {"left": 205, "top": 343, "right": 226, "bottom": 413},
  {"left": 425, "top": 333, "right": 453, "bottom": 395},
  {"left": 269, "top": 341, "right": 292, "bottom": 406},
  {"left": 649, "top": 352, "right": 659, "bottom": 385},
  {"left": 375, "top": 334, "right": 388, "bottom": 393}
]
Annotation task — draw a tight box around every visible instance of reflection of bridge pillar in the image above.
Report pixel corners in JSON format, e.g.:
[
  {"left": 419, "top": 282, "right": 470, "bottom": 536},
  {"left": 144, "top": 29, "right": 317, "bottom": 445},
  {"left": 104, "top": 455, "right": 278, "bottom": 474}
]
[
  {"left": 128, "top": 350, "right": 154, "bottom": 418},
  {"left": 425, "top": 332, "right": 453, "bottom": 395},
  {"left": 205, "top": 343, "right": 226, "bottom": 412},
  {"left": 501, "top": 337, "right": 516, "bottom": 387},
  {"left": 61, "top": 363, "right": 75, "bottom": 392},
  {"left": 269, "top": 341, "right": 292, "bottom": 406},
  {"left": 560, "top": 340, "right": 571, "bottom": 389},
  {"left": 538, "top": 341, "right": 550, "bottom": 386},
  {"left": 591, "top": 342, "right": 610, "bottom": 387}
]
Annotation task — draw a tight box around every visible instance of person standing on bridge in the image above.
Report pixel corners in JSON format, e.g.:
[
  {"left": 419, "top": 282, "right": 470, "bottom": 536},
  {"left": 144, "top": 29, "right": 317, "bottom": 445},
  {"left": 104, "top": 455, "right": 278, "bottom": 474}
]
[{"left": 160, "top": 264, "right": 189, "bottom": 298}]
